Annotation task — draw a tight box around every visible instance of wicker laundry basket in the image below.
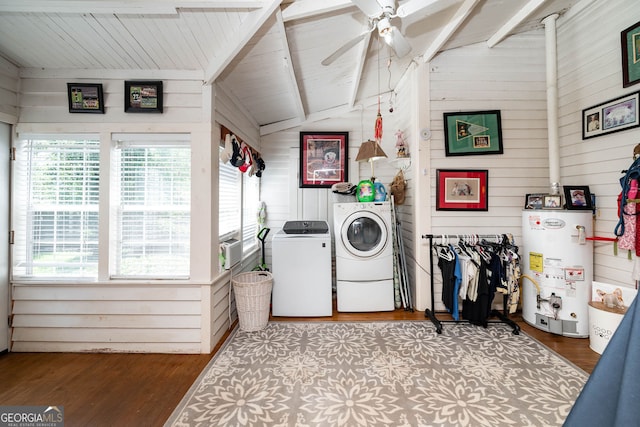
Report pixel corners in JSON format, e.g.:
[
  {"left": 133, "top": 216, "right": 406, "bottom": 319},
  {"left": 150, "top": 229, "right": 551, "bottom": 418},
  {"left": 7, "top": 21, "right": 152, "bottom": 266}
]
[{"left": 232, "top": 271, "right": 273, "bottom": 332}]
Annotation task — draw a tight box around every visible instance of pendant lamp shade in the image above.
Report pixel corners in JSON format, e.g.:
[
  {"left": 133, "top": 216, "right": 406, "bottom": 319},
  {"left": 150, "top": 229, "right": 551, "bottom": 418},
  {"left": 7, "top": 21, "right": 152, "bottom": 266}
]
[
  {"left": 356, "top": 139, "right": 387, "bottom": 162},
  {"left": 356, "top": 139, "right": 387, "bottom": 181}
]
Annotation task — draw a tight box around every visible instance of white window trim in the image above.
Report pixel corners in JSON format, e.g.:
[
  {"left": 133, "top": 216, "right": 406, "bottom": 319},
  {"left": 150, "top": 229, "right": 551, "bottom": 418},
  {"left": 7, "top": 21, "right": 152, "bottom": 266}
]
[{"left": 11, "top": 132, "right": 193, "bottom": 283}]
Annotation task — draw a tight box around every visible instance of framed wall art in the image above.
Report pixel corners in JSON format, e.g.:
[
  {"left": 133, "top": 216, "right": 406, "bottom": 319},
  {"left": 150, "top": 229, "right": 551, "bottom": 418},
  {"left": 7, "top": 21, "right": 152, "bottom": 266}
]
[
  {"left": 563, "top": 185, "right": 593, "bottom": 210},
  {"left": 543, "top": 194, "right": 562, "bottom": 209},
  {"left": 436, "top": 169, "right": 488, "bottom": 211},
  {"left": 622, "top": 20, "right": 640, "bottom": 88},
  {"left": 582, "top": 91, "right": 640, "bottom": 139},
  {"left": 124, "top": 80, "right": 163, "bottom": 113},
  {"left": 443, "top": 110, "right": 503, "bottom": 156},
  {"left": 67, "top": 83, "right": 104, "bottom": 113},
  {"left": 299, "top": 132, "right": 348, "bottom": 188},
  {"left": 525, "top": 193, "right": 545, "bottom": 209}
]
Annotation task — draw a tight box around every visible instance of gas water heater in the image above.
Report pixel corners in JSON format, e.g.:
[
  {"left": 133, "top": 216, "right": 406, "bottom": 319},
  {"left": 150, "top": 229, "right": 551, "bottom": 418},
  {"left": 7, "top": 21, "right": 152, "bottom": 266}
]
[{"left": 521, "top": 210, "right": 593, "bottom": 337}]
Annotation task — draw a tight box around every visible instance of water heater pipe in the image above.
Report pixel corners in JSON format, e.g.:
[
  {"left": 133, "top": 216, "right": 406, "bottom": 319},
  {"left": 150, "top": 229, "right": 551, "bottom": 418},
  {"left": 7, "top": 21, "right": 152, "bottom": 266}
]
[{"left": 543, "top": 14, "right": 560, "bottom": 195}]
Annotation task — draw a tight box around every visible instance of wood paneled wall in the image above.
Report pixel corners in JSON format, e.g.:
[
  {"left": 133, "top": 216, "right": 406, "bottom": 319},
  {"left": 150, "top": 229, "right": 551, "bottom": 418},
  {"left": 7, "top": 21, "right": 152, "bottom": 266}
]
[
  {"left": 557, "top": 0, "right": 640, "bottom": 287},
  {"left": 259, "top": 0, "right": 640, "bottom": 311},
  {"left": 6, "top": 73, "right": 257, "bottom": 353},
  {"left": 0, "top": 56, "right": 18, "bottom": 124},
  {"left": 427, "top": 33, "right": 550, "bottom": 309}
]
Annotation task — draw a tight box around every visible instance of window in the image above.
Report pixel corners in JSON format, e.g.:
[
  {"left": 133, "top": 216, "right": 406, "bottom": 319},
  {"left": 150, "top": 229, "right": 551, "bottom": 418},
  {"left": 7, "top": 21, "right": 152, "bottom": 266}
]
[
  {"left": 218, "top": 145, "right": 260, "bottom": 255},
  {"left": 219, "top": 155, "right": 241, "bottom": 239},
  {"left": 14, "top": 133, "right": 194, "bottom": 281},
  {"left": 242, "top": 175, "right": 260, "bottom": 254},
  {"left": 111, "top": 135, "right": 191, "bottom": 278},
  {"left": 13, "top": 136, "right": 100, "bottom": 278}
]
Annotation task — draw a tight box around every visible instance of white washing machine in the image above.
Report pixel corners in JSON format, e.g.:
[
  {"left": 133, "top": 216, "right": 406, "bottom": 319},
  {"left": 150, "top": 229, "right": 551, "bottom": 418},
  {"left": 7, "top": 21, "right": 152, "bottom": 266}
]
[
  {"left": 333, "top": 202, "right": 394, "bottom": 312},
  {"left": 271, "top": 220, "right": 333, "bottom": 316}
]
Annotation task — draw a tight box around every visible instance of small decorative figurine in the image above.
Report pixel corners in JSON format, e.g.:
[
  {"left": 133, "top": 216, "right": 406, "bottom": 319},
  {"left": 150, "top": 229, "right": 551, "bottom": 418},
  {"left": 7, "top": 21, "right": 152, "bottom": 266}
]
[{"left": 395, "top": 129, "right": 408, "bottom": 158}]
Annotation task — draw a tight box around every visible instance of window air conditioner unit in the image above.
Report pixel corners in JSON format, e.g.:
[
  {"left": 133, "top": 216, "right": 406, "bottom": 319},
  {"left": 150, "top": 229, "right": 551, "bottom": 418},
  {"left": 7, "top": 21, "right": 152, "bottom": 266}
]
[{"left": 222, "top": 238, "right": 242, "bottom": 270}]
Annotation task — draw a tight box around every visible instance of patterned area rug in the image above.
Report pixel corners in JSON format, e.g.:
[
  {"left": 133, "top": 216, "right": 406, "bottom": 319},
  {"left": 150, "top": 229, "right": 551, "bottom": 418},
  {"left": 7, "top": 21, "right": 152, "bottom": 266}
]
[{"left": 165, "top": 321, "right": 588, "bottom": 427}]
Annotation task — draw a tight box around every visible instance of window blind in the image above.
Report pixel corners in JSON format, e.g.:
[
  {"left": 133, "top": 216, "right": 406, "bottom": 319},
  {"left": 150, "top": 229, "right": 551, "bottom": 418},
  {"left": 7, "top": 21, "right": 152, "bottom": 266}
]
[
  {"left": 242, "top": 175, "right": 259, "bottom": 253},
  {"left": 112, "top": 138, "right": 190, "bottom": 278},
  {"left": 219, "top": 151, "right": 241, "bottom": 239},
  {"left": 13, "top": 137, "right": 100, "bottom": 278}
]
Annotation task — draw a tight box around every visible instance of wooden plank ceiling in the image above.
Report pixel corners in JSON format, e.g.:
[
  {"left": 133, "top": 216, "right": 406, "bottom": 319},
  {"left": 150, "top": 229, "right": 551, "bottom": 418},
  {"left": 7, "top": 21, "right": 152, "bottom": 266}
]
[{"left": 0, "top": 0, "right": 583, "bottom": 134}]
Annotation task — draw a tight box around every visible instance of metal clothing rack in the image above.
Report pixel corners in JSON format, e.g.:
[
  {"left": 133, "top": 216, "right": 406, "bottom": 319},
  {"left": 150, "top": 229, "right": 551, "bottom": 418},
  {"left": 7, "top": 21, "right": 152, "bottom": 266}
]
[{"left": 422, "top": 234, "right": 520, "bottom": 335}]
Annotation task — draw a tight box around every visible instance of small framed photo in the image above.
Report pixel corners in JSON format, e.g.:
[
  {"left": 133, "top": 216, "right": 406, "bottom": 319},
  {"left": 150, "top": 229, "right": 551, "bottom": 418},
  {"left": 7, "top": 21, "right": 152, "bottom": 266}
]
[
  {"left": 299, "top": 132, "right": 348, "bottom": 188},
  {"left": 436, "top": 169, "right": 488, "bottom": 211},
  {"left": 443, "top": 110, "right": 503, "bottom": 156},
  {"left": 563, "top": 185, "right": 593, "bottom": 210},
  {"left": 124, "top": 80, "right": 163, "bottom": 113},
  {"left": 621, "top": 20, "right": 640, "bottom": 88},
  {"left": 525, "top": 193, "right": 545, "bottom": 209},
  {"left": 582, "top": 91, "right": 640, "bottom": 139},
  {"left": 543, "top": 194, "right": 562, "bottom": 209},
  {"left": 67, "top": 83, "right": 104, "bottom": 113}
]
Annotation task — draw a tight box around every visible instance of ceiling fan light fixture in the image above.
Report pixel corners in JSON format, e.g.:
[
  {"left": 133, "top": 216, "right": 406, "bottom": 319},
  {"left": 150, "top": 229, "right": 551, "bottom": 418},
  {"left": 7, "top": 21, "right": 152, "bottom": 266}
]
[{"left": 377, "top": 16, "right": 392, "bottom": 37}]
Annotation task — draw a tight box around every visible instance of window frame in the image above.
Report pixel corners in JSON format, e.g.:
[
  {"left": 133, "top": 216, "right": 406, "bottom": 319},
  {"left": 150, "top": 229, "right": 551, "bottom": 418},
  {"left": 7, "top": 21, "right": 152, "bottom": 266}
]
[
  {"left": 218, "top": 142, "right": 260, "bottom": 258},
  {"left": 109, "top": 134, "right": 191, "bottom": 279},
  {"left": 12, "top": 133, "right": 193, "bottom": 282},
  {"left": 12, "top": 135, "right": 101, "bottom": 280}
]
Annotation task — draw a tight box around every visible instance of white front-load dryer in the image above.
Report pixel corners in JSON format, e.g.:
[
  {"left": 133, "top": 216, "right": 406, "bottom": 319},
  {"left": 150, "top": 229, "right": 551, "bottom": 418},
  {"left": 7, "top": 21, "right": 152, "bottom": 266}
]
[{"left": 333, "top": 201, "right": 394, "bottom": 312}]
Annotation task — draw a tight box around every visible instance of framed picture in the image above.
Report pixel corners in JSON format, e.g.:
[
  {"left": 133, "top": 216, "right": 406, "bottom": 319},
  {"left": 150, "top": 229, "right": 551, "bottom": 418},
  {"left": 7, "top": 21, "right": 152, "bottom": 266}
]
[
  {"left": 67, "top": 83, "right": 104, "bottom": 113},
  {"left": 443, "top": 110, "right": 503, "bottom": 156},
  {"left": 436, "top": 169, "right": 488, "bottom": 211},
  {"left": 622, "top": 20, "right": 640, "bottom": 88},
  {"left": 543, "top": 194, "right": 562, "bottom": 209},
  {"left": 299, "top": 132, "right": 348, "bottom": 188},
  {"left": 124, "top": 80, "right": 163, "bottom": 113},
  {"left": 525, "top": 193, "right": 545, "bottom": 209},
  {"left": 563, "top": 185, "right": 593, "bottom": 210},
  {"left": 582, "top": 91, "right": 640, "bottom": 139}
]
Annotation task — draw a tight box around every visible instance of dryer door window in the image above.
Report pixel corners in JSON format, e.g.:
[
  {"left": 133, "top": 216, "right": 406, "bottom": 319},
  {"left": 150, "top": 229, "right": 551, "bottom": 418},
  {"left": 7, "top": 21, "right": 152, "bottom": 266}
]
[{"left": 341, "top": 211, "right": 388, "bottom": 258}]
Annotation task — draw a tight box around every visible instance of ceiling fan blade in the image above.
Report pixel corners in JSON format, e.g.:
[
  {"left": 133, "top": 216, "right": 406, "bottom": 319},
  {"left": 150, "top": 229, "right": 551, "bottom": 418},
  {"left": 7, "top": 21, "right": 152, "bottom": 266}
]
[
  {"left": 385, "top": 27, "right": 411, "bottom": 58},
  {"left": 350, "top": 0, "right": 384, "bottom": 18},
  {"left": 396, "top": 0, "right": 441, "bottom": 18},
  {"left": 322, "top": 29, "right": 372, "bottom": 66}
]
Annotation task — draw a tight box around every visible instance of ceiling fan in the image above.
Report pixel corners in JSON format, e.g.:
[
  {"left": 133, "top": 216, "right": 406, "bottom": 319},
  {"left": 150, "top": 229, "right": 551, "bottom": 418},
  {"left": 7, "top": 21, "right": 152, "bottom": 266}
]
[{"left": 321, "top": 0, "right": 441, "bottom": 66}]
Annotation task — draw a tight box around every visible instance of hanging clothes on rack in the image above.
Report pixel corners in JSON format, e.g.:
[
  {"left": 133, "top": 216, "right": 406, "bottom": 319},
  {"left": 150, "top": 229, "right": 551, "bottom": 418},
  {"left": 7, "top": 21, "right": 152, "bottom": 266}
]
[
  {"left": 433, "top": 241, "right": 461, "bottom": 320},
  {"left": 423, "top": 234, "right": 521, "bottom": 335}
]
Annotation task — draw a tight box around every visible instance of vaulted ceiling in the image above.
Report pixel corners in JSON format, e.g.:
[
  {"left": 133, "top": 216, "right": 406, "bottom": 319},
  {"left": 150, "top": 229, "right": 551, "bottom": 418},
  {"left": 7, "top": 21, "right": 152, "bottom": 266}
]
[{"left": 0, "top": 0, "right": 582, "bottom": 134}]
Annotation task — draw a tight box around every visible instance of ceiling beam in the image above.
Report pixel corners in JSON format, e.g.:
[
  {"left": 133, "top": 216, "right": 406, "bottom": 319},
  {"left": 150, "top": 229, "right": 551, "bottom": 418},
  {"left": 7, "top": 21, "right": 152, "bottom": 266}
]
[
  {"left": 260, "top": 103, "right": 354, "bottom": 136},
  {"left": 281, "top": 0, "right": 353, "bottom": 22},
  {"left": 0, "top": 1, "right": 265, "bottom": 14},
  {"left": 259, "top": 117, "right": 303, "bottom": 136},
  {"left": 421, "top": 0, "right": 481, "bottom": 63},
  {"left": 275, "top": 8, "right": 306, "bottom": 122},
  {"left": 204, "top": 0, "right": 282, "bottom": 85},
  {"left": 348, "top": 30, "right": 372, "bottom": 109},
  {"left": 260, "top": 92, "right": 382, "bottom": 135},
  {"left": 487, "top": 0, "right": 549, "bottom": 48}
]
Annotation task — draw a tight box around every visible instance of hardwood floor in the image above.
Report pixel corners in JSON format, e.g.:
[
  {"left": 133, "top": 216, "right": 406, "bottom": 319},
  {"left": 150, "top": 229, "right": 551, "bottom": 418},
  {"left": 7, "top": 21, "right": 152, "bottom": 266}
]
[{"left": 0, "top": 309, "right": 600, "bottom": 427}]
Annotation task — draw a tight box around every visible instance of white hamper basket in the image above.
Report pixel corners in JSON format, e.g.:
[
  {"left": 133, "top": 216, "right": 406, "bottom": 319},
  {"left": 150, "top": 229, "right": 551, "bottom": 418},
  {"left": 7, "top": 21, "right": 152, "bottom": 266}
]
[{"left": 232, "top": 271, "right": 273, "bottom": 332}]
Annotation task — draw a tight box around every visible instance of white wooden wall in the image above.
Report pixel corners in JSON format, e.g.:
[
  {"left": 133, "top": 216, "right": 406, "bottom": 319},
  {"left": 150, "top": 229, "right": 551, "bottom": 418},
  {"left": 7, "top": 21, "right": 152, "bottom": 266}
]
[
  {"left": 7, "top": 72, "right": 257, "bottom": 353},
  {"left": 260, "top": 3, "right": 640, "bottom": 312},
  {"left": 270, "top": 32, "right": 549, "bottom": 312},
  {"left": 12, "top": 284, "right": 203, "bottom": 353},
  {"left": 259, "top": 99, "right": 405, "bottom": 269},
  {"left": 0, "top": 56, "right": 18, "bottom": 124},
  {"left": 557, "top": 0, "right": 640, "bottom": 288},
  {"left": 3, "top": 0, "right": 639, "bottom": 352},
  {"left": 427, "top": 33, "right": 550, "bottom": 310},
  {"left": 384, "top": 66, "right": 419, "bottom": 308}
]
